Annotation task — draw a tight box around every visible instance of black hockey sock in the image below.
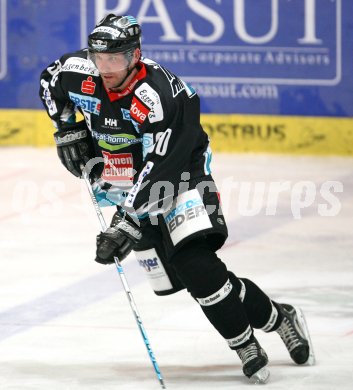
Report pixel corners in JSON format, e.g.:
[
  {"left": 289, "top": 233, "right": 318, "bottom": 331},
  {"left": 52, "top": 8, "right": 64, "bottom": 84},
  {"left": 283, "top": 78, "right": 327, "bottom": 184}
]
[
  {"left": 199, "top": 282, "right": 252, "bottom": 346},
  {"left": 228, "top": 271, "right": 283, "bottom": 331},
  {"left": 171, "top": 238, "right": 252, "bottom": 347},
  {"left": 270, "top": 301, "right": 284, "bottom": 331}
]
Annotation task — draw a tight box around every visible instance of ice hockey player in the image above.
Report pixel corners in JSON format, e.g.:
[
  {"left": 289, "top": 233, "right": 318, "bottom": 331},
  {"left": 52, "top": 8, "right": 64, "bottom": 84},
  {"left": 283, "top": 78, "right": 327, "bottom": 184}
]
[{"left": 39, "top": 14, "right": 315, "bottom": 383}]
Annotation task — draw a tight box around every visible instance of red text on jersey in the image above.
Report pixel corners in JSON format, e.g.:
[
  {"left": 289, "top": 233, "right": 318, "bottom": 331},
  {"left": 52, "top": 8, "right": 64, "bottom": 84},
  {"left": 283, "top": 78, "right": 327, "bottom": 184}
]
[{"left": 130, "top": 97, "right": 150, "bottom": 124}]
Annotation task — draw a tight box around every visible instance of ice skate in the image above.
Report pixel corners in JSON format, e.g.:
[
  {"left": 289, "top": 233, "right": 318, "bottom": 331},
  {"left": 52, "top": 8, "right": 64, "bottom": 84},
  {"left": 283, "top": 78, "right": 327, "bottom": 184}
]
[
  {"left": 236, "top": 337, "right": 270, "bottom": 384},
  {"left": 276, "top": 304, "right": 315, "bottom": 365}
]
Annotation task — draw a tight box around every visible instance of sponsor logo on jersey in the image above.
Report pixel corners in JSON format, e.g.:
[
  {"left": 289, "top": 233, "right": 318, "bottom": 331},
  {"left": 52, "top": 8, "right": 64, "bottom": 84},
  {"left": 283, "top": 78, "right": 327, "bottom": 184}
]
[
  {"left": 92, "top": 130, "right": 142, "bottom": 151},
  {"left": 121, "top": 108, "right": 131, "bottom": 121},
  {"left": 135, "top": 85, "right": 155, "bottom": 107},
  {"left": 130, "top": 97, "right": 150, "bottom": 124},
  {"left": 135, "top": 83, "right": 164, "bottom": 123},
  {"left": 61, "top": 57, "right": 99, "bottom": 76},
  {"left": 102, "top": 151, "right": 134, "bottom": 182},
  {"left": 121, "top": 108, "right": 140, "bottom": 133},
  {"left": 68, "top": 92, "right": 101, "bottom": 115},
  {"left": 104, "top": 117, "right": 118, "bottom": 127},
  {"left": 81, "top": 76, "right": 96, "bottom": 95},
  {"left": 163, "top": 189, "right": 212, "bottom": 245}
]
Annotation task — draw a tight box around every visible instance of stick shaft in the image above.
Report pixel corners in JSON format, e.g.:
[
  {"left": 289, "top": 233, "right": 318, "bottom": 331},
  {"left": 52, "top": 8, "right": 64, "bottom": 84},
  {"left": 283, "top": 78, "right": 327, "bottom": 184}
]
[
  {"left": 114, "top": 258, "right": 166, "bottom": 388},
  {"left": 81, "top": 169, "right": 166, "bottom": 389}
]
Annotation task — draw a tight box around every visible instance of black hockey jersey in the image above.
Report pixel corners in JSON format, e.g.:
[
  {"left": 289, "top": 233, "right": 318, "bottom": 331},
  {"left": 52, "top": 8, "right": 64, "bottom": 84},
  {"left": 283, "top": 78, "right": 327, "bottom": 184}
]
[{"left": 39, "top": 49, "right": 212, "bottom": 218}]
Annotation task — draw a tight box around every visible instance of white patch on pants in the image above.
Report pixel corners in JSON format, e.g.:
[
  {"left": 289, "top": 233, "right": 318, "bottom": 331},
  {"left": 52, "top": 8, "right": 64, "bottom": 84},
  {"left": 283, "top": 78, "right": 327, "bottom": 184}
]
[
  {"left": 135, "top": 248, "right": 173, "bottom": 293},
  {"left": 163, "top": 189, "right": 212, "bottom": 246}
]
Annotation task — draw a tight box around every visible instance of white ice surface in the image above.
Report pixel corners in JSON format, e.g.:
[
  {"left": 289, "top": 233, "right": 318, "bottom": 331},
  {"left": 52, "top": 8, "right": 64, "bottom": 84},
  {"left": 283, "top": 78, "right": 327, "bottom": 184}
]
[{"left": 0, "top": 148, "right": 352, "bottom": 389}]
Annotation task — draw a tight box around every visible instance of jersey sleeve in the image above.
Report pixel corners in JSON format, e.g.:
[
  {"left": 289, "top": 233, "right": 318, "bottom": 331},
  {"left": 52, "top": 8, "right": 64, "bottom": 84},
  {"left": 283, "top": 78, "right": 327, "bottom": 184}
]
[
  {"left": 39, "top": 54, "right": 78, "bottom": 129},
  {"left": 124, "top": 80, "right": 208, "bottom": 218}
]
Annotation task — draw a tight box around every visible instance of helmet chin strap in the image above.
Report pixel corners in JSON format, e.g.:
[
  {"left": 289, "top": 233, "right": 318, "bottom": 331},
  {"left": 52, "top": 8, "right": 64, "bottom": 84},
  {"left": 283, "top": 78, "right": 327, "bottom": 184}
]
[{"left": 110, "top": 63, "right": 136, "bottom": 91}]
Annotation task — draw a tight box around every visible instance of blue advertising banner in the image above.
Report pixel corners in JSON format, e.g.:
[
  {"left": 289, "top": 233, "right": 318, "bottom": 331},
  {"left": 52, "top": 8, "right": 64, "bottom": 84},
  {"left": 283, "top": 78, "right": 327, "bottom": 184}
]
[{"left": 0, "top": 0, "right": 352, "bottom": 116}]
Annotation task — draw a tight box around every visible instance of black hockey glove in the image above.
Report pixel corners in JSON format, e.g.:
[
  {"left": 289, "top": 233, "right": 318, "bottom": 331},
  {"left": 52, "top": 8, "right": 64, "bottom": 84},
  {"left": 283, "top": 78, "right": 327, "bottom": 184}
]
[
  {"left": 54, "top": 121, "right": 94, "bottom": 177},
  {"left": 95, "top": 213, "right": 142, "bottom": 264}
]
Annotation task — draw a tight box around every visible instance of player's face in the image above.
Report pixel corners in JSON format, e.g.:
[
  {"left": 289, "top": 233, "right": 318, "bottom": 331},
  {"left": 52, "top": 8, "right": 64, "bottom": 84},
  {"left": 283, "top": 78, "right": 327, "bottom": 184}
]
[
  {"left": 93, "top": 52, "right": 129, "bottom": 88},
  {"left": 93, "top": 52, "right": 129, "bottom": 72},
  {"left": 90, "top": 49, "right": 139, "bottom": 90}
]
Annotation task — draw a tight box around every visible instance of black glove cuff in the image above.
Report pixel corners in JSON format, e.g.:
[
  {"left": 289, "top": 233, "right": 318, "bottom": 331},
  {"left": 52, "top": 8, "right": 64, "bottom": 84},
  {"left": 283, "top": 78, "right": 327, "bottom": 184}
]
[
  {"left": 116, "top": 220, "right": 142, "bottom": 243},
  {"left": 54, "top": 128, "right": 88, "bottom": 146}
]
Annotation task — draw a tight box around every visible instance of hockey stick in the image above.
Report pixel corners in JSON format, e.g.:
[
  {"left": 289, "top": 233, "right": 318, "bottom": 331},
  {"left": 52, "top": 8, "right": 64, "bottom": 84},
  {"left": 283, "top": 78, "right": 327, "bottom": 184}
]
[{"left": 81, "top": 166, "right": 166, "bottom": 389}]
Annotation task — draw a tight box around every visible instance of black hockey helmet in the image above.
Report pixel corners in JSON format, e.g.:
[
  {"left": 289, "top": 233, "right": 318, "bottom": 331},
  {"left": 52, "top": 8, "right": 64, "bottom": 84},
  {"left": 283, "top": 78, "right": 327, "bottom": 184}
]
[{"left": 88, "top": 14, "right": 141, "bottom": 54}]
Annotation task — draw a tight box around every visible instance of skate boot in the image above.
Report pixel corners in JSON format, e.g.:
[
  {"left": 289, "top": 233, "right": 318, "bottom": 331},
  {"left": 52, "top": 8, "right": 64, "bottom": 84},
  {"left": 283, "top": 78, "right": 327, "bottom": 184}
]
[
  {"left": 236, "top": 336, "right": 270, "bottom": 384},
  {"left": 276, "top": 304, "right": 315, "bottom": 365}
]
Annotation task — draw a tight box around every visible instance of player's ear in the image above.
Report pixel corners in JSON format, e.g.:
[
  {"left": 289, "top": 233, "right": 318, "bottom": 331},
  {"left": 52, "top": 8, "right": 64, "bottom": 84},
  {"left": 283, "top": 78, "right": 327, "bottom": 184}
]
[{"left": 133, "top": 48, "right": 141, "bottom": 64}]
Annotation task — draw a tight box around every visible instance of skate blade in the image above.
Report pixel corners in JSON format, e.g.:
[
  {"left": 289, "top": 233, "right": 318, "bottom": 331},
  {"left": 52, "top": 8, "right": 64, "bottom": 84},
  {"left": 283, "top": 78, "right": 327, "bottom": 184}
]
[
  {"left": 249, "top": 367, "right": 270, "bottom": 384},
  {"left": 296, "top": 307, "right": 316, "bottom": 366}
]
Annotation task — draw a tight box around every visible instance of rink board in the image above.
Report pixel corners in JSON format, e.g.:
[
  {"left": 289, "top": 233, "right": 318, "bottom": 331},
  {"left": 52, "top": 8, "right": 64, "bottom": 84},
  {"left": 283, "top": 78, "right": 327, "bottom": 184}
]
[{"left": 0, "top": 109, "right": 352, "bottom": 155}]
